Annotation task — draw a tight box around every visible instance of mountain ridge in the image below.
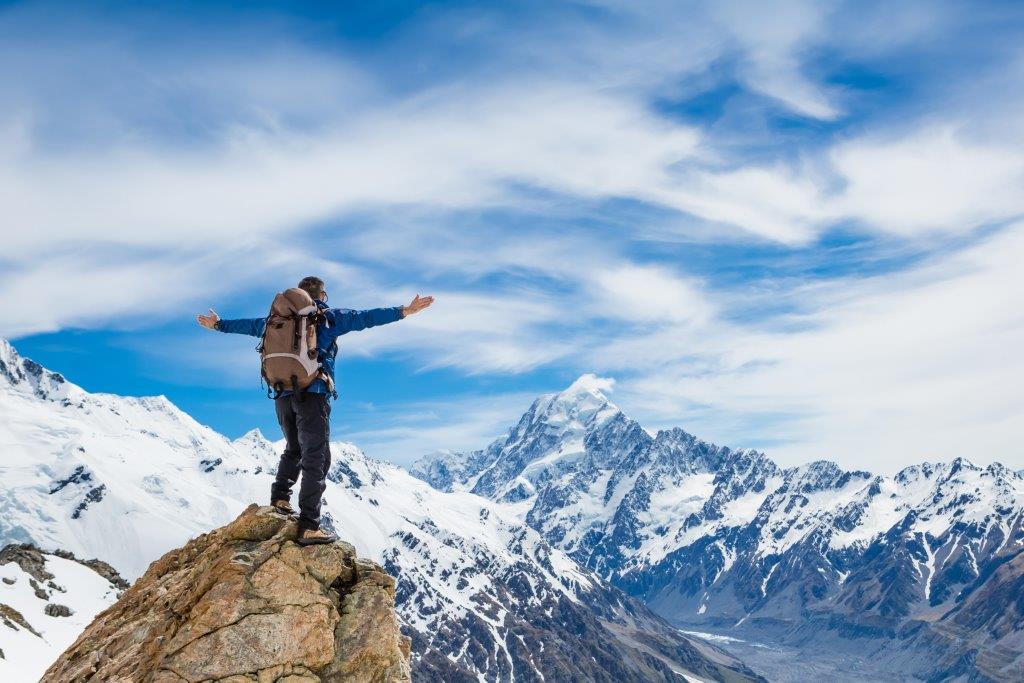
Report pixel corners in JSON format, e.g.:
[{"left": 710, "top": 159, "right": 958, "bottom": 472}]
[
  {"left": 411, "top": 374, "right": 1024, "bottom": 682},
  {"left": 0, "top": 340, "right": 761, "bottom": 682}
]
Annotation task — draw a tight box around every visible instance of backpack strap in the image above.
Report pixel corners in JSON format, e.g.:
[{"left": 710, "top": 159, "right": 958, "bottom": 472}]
[{"left": 291, "top": 315, "right": 302, "bottom": 351}]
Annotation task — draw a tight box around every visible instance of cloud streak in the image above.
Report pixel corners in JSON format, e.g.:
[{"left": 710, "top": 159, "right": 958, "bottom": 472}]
[{"left": 1, "top": 0, "right": 1022, "bottom": 472}]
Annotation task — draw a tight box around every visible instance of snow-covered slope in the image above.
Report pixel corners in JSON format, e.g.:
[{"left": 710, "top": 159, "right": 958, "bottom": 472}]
[
  {"left": 0, "top": 339, "right": 259, "bottom": 580},
  {"left": 412, "top": 375, "right": 1024, "bottom": 682},
  {"left": 0, "top": 340, "right": 759, "bottom": 682},
  {"left": 0, "top": 545, "right": 125, "bottom": 681}
]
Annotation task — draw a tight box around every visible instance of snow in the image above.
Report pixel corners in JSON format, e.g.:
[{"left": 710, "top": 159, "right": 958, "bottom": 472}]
[
  {"left": 828, "top": 480, "right": 908, "bottom": 549},
  {"left": 0, "top": 553, "right": 120, "bottom": 682},
  {"left": 720, "top": 486, "right": 774, "bottom": 525},
  {"left": 757, "top": 470, "right": 879, "bottom": 556},
  {"left": 908, "top": 460, "right": 1024, "bottom": 537},
  {"left": 511, "top": 387, "right": 621, "bottom": 487},
  {"left": 761, "top": 561, "right": 779, "bottom": 597},
  {"left": 405, "top": 362, "right": 1024, "bottom": 642},
  {"left": 680, "top": 630, "right": 743, "bottom": 645},
  {"left": 0, "top": 340, "right": 604, "bottom": 680},
  {"left": 649, "top": 474, "right": 717, "bottom": 517},
  {"left": 400, "top": 367, "right": 1024, "bottom": 645},
  {"left": 919, "top": 532, "right": 935, "bottom": 602},
  {"left": 0, "top": 376, "right": 247, "bottom": 579},
  {"left": 632, "top": 474, "right": 715, "bottom": 563},
  {"left": 521, "top": 439, "right": 587, "bottom": 482}
]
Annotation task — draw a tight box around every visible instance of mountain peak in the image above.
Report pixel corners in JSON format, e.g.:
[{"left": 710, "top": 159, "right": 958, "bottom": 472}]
[
  {"left": 234, "top": 427, "right": 271, "bottom": 445},
  {"left": 533, "top": 373, "right": 619, "bottom": 426},
  {"left": 0, "top": 338, "right": 78, "bottom": 401},
  {"left": 0, "top": 337, "right": 15, "bottom": 360}
]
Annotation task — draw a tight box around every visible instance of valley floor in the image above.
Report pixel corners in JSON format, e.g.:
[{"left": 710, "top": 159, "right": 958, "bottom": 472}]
[{"left": 678, "top": 628, "right": 922, "bottom": 683}]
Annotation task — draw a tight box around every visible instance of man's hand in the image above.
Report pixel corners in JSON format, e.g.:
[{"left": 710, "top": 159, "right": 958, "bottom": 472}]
[
  {"left": 402, "top": 295, "right": 434, "bottom": 318},
  {"left": 196, "top": 308, "right": 220, "bottom": 330}
]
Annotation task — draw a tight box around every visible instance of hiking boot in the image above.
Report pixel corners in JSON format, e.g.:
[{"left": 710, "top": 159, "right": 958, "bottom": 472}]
[
  {"left": 271, "top": 499, "right": 295, "bottom": 516},
  {"left": 297, "top": 528, "right": 338, "bottom": 546}
]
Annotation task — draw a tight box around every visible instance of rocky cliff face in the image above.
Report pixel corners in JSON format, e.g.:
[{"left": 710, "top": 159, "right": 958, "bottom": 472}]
[{"left": 42, "top": 505, "right": 411, "bottom": 683}]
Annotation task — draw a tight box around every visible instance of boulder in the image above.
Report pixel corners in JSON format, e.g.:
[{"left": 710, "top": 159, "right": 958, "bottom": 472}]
[{"left": 42, "top": 505, "right": 411, "bottom": 683}]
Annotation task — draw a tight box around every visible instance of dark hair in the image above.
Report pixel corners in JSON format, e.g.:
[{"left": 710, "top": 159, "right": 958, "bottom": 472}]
[{"left": 297, "top": 276, "right": 326, "bottom": 300}]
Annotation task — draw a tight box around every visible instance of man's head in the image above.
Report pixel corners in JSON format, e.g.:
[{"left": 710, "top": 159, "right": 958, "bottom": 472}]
[{"left": 298, "top": 276, "right": 327, "bottom": 302}]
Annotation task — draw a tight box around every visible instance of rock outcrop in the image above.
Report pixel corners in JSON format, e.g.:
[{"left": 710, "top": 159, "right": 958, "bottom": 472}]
[{"left": 42, "top": 505, "right": 412, "bottom": 683}]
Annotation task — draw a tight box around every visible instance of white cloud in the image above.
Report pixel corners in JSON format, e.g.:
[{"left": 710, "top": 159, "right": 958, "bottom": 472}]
[
  {"left": 0, "top": 75, "right": 707, "bottom": 338},
  {"left": 0, "top": 255, "right": 210, "bottom": 338},
  {"left": 711, "top": 0, "right": 840, "bottom": 119},
  {"left": 645, "top": 125, "right": 1024, "bottom": 244},
  {"left": 657, "top": 164, "right": 830, "bottom": 244},
  {"left": 832, "top": 126, "right": 1024, "bottom": 236},
  {"left": 345, "top": 288, "right": 575, "bottom": 374},
  {"left": 0, "top": 82, "right": 701, "bottom": 256},
  {"left": 1, "top": 0, "right": 1022, "bottom": 474},
  {"left": 591, "top": 265, "right": 713, "bottom": 324},
  {"left": 609, "top": 222, "right": 1024, "bottom": 472}
]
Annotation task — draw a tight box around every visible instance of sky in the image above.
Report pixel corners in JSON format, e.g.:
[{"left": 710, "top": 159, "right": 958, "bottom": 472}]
[{"left": 1, "top": 0, "right": 1022, "bottom": 472}]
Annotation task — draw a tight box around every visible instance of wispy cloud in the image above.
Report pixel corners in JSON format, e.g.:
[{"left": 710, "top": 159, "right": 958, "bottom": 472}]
[
  {"left": 710, "top": 0, "right": 840, "bottom": 119},
  {"left": 832, "top": 126, "right": 1024, "bottom": 236},
  {"left": 604, "top": 221, "right": 1024, "bottom": 472},
  {"left": 2, "top": 0, "right": 1022, "bottom": 471}
]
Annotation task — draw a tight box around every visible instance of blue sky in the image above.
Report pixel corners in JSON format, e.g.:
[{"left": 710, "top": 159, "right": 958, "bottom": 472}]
[{"left": 2, "top": 0, "right": 1023, "bottom": 471}]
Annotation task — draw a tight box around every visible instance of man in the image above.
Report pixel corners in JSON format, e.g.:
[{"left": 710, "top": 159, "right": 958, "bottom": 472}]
[{"left": 197, "top": 276, "right": 433, "bottom": 545}]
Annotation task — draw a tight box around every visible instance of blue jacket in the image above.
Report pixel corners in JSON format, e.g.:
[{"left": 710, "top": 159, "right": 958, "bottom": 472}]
[{"left": 216, "top": 300, "right": 403, "bottom": 395}]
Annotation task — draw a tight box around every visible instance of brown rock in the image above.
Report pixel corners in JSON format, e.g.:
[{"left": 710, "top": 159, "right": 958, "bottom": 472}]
[
  {"left": 1, "top": 602, "right": 41, "bottom": 637},
  {"left": 42, "top": 505, "right": 411, "bottom": 683}
]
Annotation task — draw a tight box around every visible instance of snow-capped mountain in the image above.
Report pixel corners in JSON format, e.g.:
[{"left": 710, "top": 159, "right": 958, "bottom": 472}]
[
  {"left": 0, "top": 339, "right": 279, "bottom": 579},
  {"left": 0, "top": 340, "right": 760, "bottom": 682},
  {"left": 411, "top": 375, "right": 1024, "bottom": 682}
]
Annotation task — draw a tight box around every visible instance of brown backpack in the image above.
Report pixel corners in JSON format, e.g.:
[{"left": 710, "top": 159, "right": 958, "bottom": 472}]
[{"left": 259, "top": 288, "right": 330, "bottom": 396}]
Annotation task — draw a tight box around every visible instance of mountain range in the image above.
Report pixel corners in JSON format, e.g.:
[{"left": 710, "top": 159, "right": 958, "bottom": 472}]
[
  {"left": 4, "top": 337, "right": 1022, "bottom": 681},
  {"left": 0, "top": 340, "right": 759, "bottom": 682},
  {"left": 411, "top": 375, "right": 1024, "bottom": 682}
]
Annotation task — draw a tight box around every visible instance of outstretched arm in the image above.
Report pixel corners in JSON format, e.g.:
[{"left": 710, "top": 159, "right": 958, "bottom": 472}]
[
  {"left": 196, "top": 309, "right": 266, "bottom": 337},
  {"left": 333, "top": 294, "right": 434, "bottom": 334},
  {"left": 401, "top": 294, "right": 434, "bottom": 318}
]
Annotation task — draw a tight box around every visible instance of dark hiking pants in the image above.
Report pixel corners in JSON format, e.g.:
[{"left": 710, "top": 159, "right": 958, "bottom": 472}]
[{"left": 271, "top": 393, "right": 331, "bottom": 532}]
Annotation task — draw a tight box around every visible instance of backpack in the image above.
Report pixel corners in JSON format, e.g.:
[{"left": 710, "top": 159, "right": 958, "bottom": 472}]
[{"left": 259, "top": 288, "right": 332, "bottom": 397}]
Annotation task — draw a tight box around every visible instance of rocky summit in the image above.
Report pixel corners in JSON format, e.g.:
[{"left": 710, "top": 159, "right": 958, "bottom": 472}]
[{"left": 42, "top": 505, "right": 412, "bottom": 683}]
